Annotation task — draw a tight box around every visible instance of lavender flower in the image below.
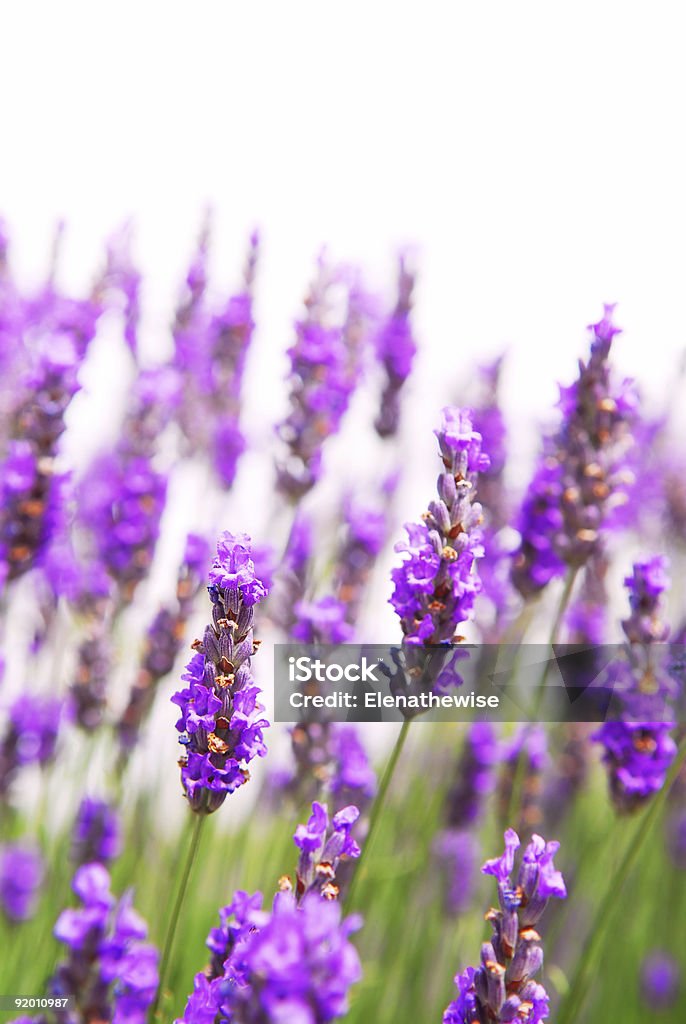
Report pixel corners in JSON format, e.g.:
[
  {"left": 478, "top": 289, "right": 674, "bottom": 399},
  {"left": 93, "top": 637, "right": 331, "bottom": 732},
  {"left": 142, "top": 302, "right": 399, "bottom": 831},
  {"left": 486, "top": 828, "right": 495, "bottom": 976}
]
[
  {"left": 443, "top": 830, "right": 566, "bottom": 1024},
  {"left": 512, "top": 305, "right": 637, "bottom": 598},
  {"left": 289, "top": 801, "right": 361, "bottom": 902},
  {"left": 172, "top": 531, "right": 269, "bottom": 813},
  {"left": 71, "top": 798, "right": 121, "bottom": 867},
  {"left": 334, "top": 487, "right": 394, "bottom": 628},
  {"left": 118, "top": 533, "right": 210, "bottom": 752},
  {"left": 275, "top": 261, "right": 363, "bottom": 499},
  {"left": 268, "top": 511, "right": 312, "bottom": 634},
  {"left": 435, "top": 723, "right": 499, "bottom": 913},
  {"left": 593, "top": 556, "right": 678, "bottom": 812},
  {"left": 640, "top": 951, "right": 680, "bottom": 1009},
  {"left": 390, "top": 407, "right": 488, "bottom": 647},
  {"left": 0, "top": 694, "right": 64, "bottom": 797},
  {"left": 0, "top": 337, "right": 81, "bottom": 586},
  {"left": 292, "top": 596, "right": 353, "bottom": 645},
  {"left": 0, "top": 843, "right": 44, "bottom": 922},
  {"left": 374, "top": 254, "right": 417, "bottom": 438},
  {"left": 48, "top": 863, "right": 158, "bottom": 1024},
  {"left": 222, "top": 891, "right": 361, "bottom": 1023}
]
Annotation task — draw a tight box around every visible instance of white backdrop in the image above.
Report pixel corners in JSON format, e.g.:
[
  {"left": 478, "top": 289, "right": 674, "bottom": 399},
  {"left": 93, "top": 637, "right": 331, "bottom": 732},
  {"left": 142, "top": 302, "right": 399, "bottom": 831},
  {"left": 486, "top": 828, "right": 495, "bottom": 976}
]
[{"left": 2, "top": 0, "right": 685, "bottom": 823}]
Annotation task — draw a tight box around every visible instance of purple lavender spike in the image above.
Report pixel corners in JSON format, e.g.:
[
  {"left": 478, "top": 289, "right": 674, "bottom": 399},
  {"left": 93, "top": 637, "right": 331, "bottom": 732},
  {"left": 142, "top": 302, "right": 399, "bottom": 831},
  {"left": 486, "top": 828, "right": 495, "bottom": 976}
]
[
  {"left": 497, "top": 726, "right": 549, "bottom": 833},
  {"left": 47, "top": 863, "right": 158, "bottom": 1023},
  {"left": 0, "top": 843, "right": 44, "bottom": 922},
  {"left": 443, "top": 831, "right": 566, "bottom": 1024},
  {"left": 71, "top": 798, "right": 121, "bottom": 867},
  {"left": 275, "top": 260, "right": 365, "bottom": 499},
  {"left": 512, "top": 305, "right": 637, "bottom": 598},
  {"left": 171, "top": 531, "right": 269, "bottom": 814},
  {"left": 593, "top": 556, "right": 678, "bottom": 812},
  {"left": 374, "top": 254, "right": 417, "bottom": 438},
  {"left": 0, "top": 694, "right": 64, "bottom": 798}
]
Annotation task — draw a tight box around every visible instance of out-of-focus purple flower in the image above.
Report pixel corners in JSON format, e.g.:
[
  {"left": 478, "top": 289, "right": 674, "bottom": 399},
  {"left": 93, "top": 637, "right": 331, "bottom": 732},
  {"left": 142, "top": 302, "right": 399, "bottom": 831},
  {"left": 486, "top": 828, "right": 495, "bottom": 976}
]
[
  {"left": 497, "top": 726, "right": 549, "bottom": 832},
  {"left": 563, "top": 551, "right": 609, "bottom": 644},
  {"left": 390, "top": 407, "right": 488, "bottom": 648},
  {"left": 276, "top": 261, "right": 367, "bottom": 499},
  {"left": 374, "top": 254, "right": 417, "bottom": 438},
  {"left": 0, "top": 843, "right": 44, "bottom": 922},
  {"left": 640, "top": 951, "right": 680, "bottom": 1009},
  {"left": 334, "top": 484, "right": 397, "bottom": 629},
  {"left": 268, "top": 512, "right": 313, "bottom": 634},
  {"left": 435, "top": 724, "right": 499, "bottom": 912},
  {"left": 99, "top": 226, "right": 142, "bottom": 357},
  {"left": 118, "top": 533, "right": 210, "bottom": 752},
  {"left": 49, "top": 863, "right": 158, "bottom": 1023},
  {"left": 223, "top": 890, "right": 362, "bottom": 1023},
  {"left": 443, "top": 830, "right": 565, "bottom": 1024},
  {"left": 512, "top": 305, "right": 637, "bottom": 599},
  {"left": 593, "top": 556, "right": 678, "bottom": 812},
  {"left": 1, "top": 694, "right": 64, "bottom": 797},
  {"left": 173, "top": 230, "right": 258, "bottom": 489},
  {"left": 292, "top": 596, "right": 353, "bottom": 644},
  {"left": 172, "top": 531, "right": 269, "bottom": 814},
  {"left": 71, "top": 797, "right": 121, "bottom": 867}
]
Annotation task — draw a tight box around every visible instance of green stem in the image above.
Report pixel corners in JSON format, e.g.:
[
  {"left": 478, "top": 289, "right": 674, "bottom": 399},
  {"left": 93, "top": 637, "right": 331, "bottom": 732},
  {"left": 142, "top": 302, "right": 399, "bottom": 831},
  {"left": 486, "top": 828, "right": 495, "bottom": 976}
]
[
  {"left": 152, "top": 812, "right": 205, "bottom": 1021},
  {"left": 344, "top": 719, "right": 411, "bottom": 912},
  {"left": 504, "top": 568, "right": 579, "bottom": 830},
  {"left": 557, "top": 737, "right": 686, "bottom": 1024}
]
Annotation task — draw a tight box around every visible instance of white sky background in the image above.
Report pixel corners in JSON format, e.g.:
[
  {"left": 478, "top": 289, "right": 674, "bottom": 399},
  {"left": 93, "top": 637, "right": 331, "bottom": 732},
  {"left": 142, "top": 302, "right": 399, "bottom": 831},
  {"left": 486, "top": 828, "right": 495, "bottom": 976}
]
[{"left": 2, "top": 2, "right": 686, "bottom": 817}]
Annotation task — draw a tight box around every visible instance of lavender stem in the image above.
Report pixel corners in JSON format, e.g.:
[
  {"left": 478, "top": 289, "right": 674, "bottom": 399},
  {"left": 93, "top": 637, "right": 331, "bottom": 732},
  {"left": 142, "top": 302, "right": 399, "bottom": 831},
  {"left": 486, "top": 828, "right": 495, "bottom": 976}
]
[
  {"left": 344, "top": 718, "right": 411, "bottom": 912},
  {"left": 557, "top": 735, "right": 686, "bottom": 1024},
  {"left": 505, "top": 567, "right": 579, "bottom": 830},
  {"left": 152, "top": 812, "right": 205, "bottom": 1022}
]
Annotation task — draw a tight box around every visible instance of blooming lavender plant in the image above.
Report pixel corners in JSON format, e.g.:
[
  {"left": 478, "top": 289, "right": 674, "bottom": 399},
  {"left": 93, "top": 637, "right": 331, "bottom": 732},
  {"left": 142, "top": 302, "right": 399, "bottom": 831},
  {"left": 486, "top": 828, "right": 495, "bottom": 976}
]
[
  {"left": 288, "top": 801, "right": 361, "bottom": 902},
  {"left": 593, "top": 556, "right": 678, "bottom": 812},
  {"left": 512, "top": 306, "right": 637, "bottom": 599},
  {"left": 172, "top": 531, "right": 269, "bottom": 813},
  {"left": 443, "top": 829, "right": 566, "bottom": 1024}
]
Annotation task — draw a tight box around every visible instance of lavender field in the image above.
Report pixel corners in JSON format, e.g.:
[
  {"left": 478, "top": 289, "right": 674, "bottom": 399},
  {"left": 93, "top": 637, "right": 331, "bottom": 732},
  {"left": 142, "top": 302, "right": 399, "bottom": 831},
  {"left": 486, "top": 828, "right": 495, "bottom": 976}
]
[{"left": 0, "top": 217, "right": 685, "bottom": 1024}]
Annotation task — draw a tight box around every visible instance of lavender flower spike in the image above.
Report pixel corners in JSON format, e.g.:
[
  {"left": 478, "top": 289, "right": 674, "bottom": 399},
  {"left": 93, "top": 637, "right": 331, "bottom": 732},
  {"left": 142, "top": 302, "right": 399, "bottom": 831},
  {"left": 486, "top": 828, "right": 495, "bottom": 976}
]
[
  {"left": 289, "top": 801, "right": 361, "bottom": 902},
  {"left": 391, "top": 407, "right": 488, "bottom": 646},
  {"left": 512, "top": 304, "right": 637, "bottom": 598},
  {"left": 593, "top": 556, "right": 678, "bottom": 812},
  {"left": 172, "top": 531, "right": 269, "bottom": 814},
  {"left": 374, "top": 254, "right": 417, "bottom": 438},
  {"left": 443, "top": 830, "right": 566, "bottom": 1024}
]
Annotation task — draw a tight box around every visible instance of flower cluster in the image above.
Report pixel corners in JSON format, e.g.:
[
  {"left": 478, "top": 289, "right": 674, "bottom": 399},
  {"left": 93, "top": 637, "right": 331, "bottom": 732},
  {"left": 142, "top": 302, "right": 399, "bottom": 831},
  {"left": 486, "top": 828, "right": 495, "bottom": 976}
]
[
  {"left": 512, "top": 305, "right": 637, "bottom": 598},
  {"left": 443, "top": 830, "right": 566, "bottom": 1024},
  {"left": 374, "top": 255, "right": 417, "bottom": 438},
  {"left": 45, "top": 863, "right": 158, "bottom": 1024},
  {"left": 71, "top": 797, "right": 121, "bottom": 867},
  {"left": 334, "top": 485, "right": 395, "bottom": 629},
  {"left": 275, "top": 263, "right": 366, "bottom": 499},
  {"left": 390, "top": 407, "right": 489, "bottom": 646},
  {"left": 0, "top": 694, "right": 64, "bottom": 798},
  {"left": 0, "top": 842, "right": 44, "bottom": 922},
  {"left": 172, "top": 531, "right": 269, "bottom": 813},
  {"left": 173, "top": 230, "right": 259, "bottom": 488},
  {"left": 290, "top": 801, "right": 361, "bottom": 902},
  {"left": 593, "top": 556, "right": 678, "bottom": 812}
]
